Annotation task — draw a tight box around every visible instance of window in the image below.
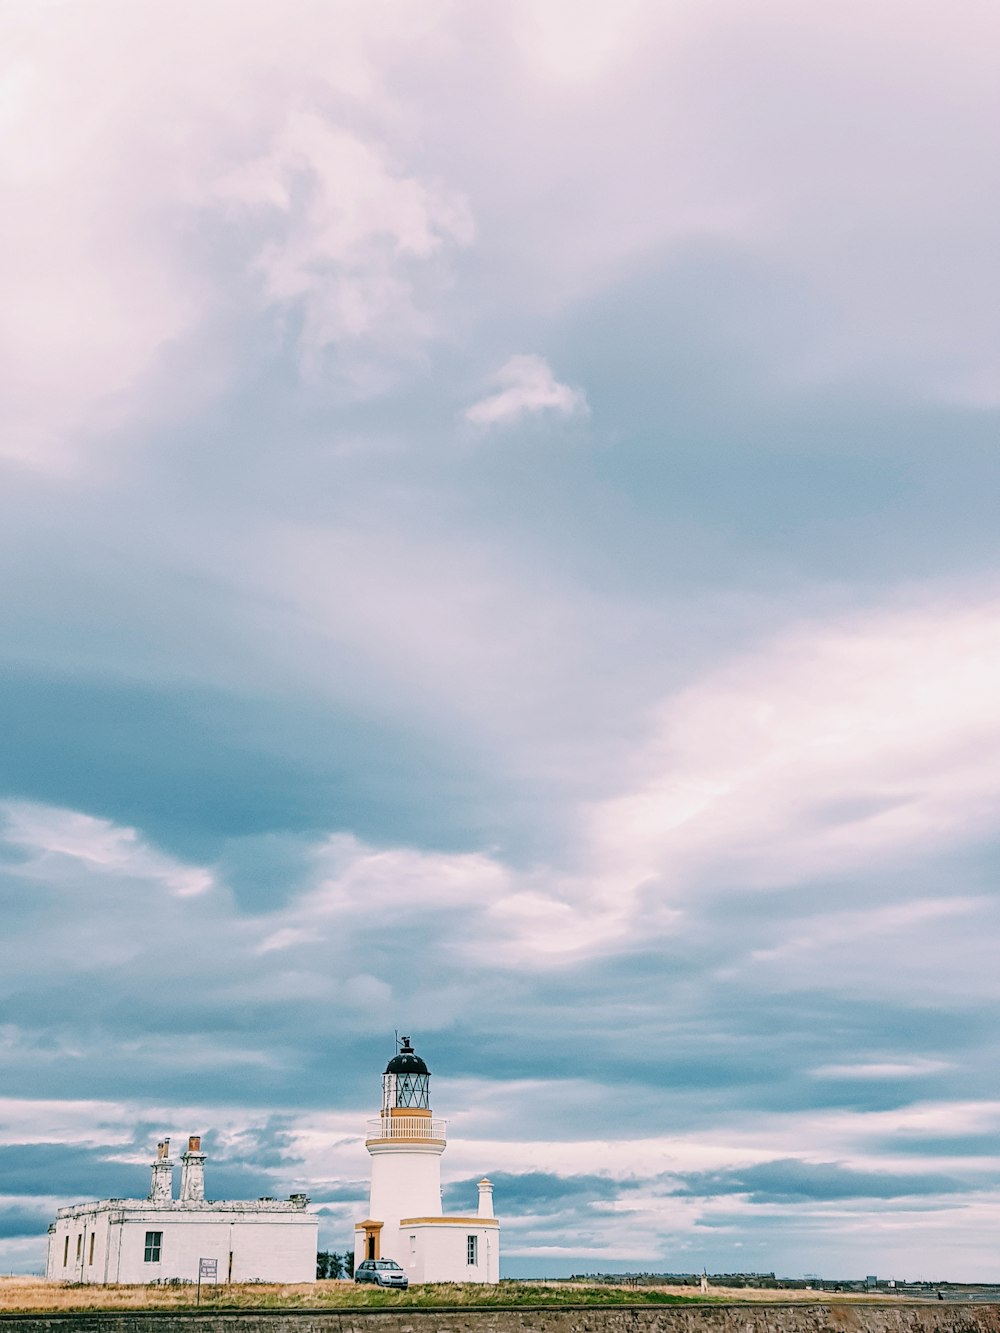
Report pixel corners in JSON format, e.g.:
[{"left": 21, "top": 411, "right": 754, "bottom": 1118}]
[
  {"left": 76, "top": 1234, "right": 82, "bottom": 1260},
  {"left": 144, "top": 1231, "right": 163, "bottom": 1263},
  {"left": 89, "top": 1233, "right": 96, "bottom": 1265},
  {"left": 63, "top": 1236, "right": 69, "bottom": 1267},
  {"left": 394, "top": 1072, "right": 430, "bottom": 1107},
  {"left": 467, "top": 1234, "right": 478, "bottom": 1266}
]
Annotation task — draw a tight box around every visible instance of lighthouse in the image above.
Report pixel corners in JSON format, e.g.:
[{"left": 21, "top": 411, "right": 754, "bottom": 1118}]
[{"left": 355, "top": 1037, "right": 500, "bottom": 1284}]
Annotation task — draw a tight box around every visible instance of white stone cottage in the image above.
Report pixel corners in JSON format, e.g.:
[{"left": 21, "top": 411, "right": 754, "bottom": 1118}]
[{"left": 46, "top": 1135, "right": 317, "bottom": 1284}]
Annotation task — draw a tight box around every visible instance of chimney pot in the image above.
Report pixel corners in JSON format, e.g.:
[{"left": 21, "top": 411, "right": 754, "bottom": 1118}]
[
  {"left": 179, "top": 1134, "right": 206, "bottom": 1202},
  {"left": 149, "top": 1138, "right": 174, "bottom": 1202}
]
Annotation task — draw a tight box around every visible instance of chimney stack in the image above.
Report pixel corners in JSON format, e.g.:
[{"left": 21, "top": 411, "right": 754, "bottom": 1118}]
[
  {"left": 180, "top": 1134, "right": 206, "bottom": 1202},
  {"left": 477, "top": 1177, "right": 494, "bottom": 1218},
  {"left": 148, "top": 1138, "right": 174, "bottom": 1203}
]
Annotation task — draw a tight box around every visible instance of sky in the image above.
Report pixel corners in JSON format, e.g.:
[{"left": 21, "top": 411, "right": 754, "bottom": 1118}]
[{"left": 2, "top": 0, "right": 1000, "bottom": 1283}]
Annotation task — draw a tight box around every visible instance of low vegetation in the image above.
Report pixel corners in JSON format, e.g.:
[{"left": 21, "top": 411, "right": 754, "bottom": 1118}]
[{"left": 0, "top": 1276, "right": 906, "bottom": 1313}]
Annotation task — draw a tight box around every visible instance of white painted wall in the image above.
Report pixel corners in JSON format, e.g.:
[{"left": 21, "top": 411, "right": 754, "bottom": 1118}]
[
  {"left": 367, "top": 1141, "right": 443, "bottom": 1239},
  {"left": 47, "top": 1206, "right": 114, "bottom": 1283},
  {"left": 46, "top": 1202, "right": 317, "bottom": 1285},
  {"left": 398, "top": 1220, "right": 500, "bottom": 1284}
]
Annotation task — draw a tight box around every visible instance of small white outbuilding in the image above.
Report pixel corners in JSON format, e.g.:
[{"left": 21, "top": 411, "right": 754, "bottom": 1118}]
[
  {"left": 355, "top": 1037, "right": 500, "bottom": 1284},
  {"left": 46, "top": 1135, "right": 317, "bottom": 1284}
]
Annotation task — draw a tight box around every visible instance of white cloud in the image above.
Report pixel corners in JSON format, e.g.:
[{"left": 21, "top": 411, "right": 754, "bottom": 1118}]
[
  {"left": 255, "top": 927, "right": 315, "bottom": 955},
  {"left": 259, "top": 834, "right": 638, "bottom": 968},
  {"left": 811, "top": 1059, "right": 955, "bottom": 1081},
  {"left": 0, "top": 0, "right": 470, "bottom": 468},
  {"left": 748, "top": 897, "right": 984, "bottom": 969},
  {"left": 7, "top": 589, "right": 1000, "bottom": 993},
  {"left": 1, "top": 802, "right": 213, "bottom": 897},
  {"left": 464, "top": 354, "right": 589, "bottom": 427},
  {"left": 590, "top": 593, "right": 1000, "bottom": 894},
  {"left": 254, "top": 518, "right": 644, "bottom": 776},
  {"left": 342, "top": 973, "right": 393, "bottom": 1008},
  {"left": 510, "top": 0, "right": 657, "bottom": 84},
  {"left": 214, "top": 110, "right": 473, "bottom": 377},
  {"left": 4, "top": 0, "right": 997, "bottom": 472}
]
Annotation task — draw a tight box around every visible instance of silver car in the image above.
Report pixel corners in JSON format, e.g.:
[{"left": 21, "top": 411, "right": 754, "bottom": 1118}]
[{"left": 354, "top": 1259, "right": 409, "bottom": 1289}]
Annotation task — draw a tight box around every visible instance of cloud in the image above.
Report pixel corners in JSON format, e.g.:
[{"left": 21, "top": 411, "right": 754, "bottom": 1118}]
[
  {"left": 0, "top": 1143, "right": 155, "bottom": 1200},
  {"left": 811, "top": 1060, "right": 955, "bottom": 1082},
  {"left": 4, "top": 0, "right": 999, "bottom": 475},
  {"left": 0, "top": 0, "right": 470, "bottom": 468},
  {"left": 2, "top": 802, "right": 213, "bottom": 897},
  {"left": 214, "top": 110, "right": 473, "bottom": 379},
  {"left": 444, "top": 1171, "right": 624, "bottom": 1215},
  {"left": 0, "top": 1129, "right": 302, "bottom": 1210},
  {"left": 591, "top": 594, "right": 1000, "bottom": 896},
  {"left": 0, "top": 1206, "right": 55, "bottom": 1240},
  {"left": 464, "top": 355, "right": 589, "bottom": 427},
  {"left": 670, "top": 1158, "right": 974, "bottom": 1204}
]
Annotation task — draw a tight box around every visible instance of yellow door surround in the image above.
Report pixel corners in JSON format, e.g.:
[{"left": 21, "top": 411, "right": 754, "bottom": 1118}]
[{"left": 355, "top": 1219, "right": 383, "bottom": 1260}]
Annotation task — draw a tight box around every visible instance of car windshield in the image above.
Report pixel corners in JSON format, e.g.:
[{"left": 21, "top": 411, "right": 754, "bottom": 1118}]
[{"left": 375, "top": 1261, "right": 400, "bottom": 1269}]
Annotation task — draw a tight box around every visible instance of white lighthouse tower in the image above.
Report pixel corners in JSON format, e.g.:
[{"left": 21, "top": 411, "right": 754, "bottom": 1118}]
[{"left": 355, "top": 1037, "right": 500, "bottom": 1284}]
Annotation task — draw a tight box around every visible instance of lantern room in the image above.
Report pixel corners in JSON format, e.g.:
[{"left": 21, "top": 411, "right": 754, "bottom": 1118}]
[{"left": 382, "top": 1036, "right": 431, "bottom": 1112}]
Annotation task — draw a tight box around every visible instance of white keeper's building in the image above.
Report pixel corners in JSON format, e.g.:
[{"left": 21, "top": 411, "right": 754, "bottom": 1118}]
[
  {"left": 355, "top": 1037, "right": 500, "bottom": 1284},
  {"left": 46, "top": 1135, "right": 317, "bottom": 1284}
]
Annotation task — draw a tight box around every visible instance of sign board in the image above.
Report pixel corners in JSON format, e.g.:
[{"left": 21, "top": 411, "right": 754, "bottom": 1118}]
[{"left": 199, "top": 1258, "right": 218, "bottom": 1281}]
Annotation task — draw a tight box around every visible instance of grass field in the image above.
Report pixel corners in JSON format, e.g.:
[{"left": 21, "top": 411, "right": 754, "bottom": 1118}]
[{"left": 0, "top": 1277, "right": 903, "bottom": 1313}]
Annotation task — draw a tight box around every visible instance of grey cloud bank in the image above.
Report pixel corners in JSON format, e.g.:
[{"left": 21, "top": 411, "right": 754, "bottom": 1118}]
[{"left": 1, "top": 0, "right": 1000, "bottom": 1283}]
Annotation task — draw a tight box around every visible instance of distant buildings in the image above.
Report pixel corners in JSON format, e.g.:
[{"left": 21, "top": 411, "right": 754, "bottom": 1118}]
[
  {"left": 355, "top": 1037, "right": 500, "bottom": 1283},
  {"left": 46, "top": 1135, "right": 316, "bottom": 1284}
]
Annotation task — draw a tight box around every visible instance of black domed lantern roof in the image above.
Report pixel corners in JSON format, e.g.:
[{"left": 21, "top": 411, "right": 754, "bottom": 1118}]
[
  {"left": 385, "top": 1037, "right": 429, "bottom": 1077},
  {"left": 382, "top": 1037, "right": 431, "bottom": 1111}
]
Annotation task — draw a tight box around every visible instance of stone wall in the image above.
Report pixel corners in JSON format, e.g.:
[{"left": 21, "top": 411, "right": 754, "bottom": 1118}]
[{"left": 4, "top": 1304, "right": 1000, "bottom": 1333}]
